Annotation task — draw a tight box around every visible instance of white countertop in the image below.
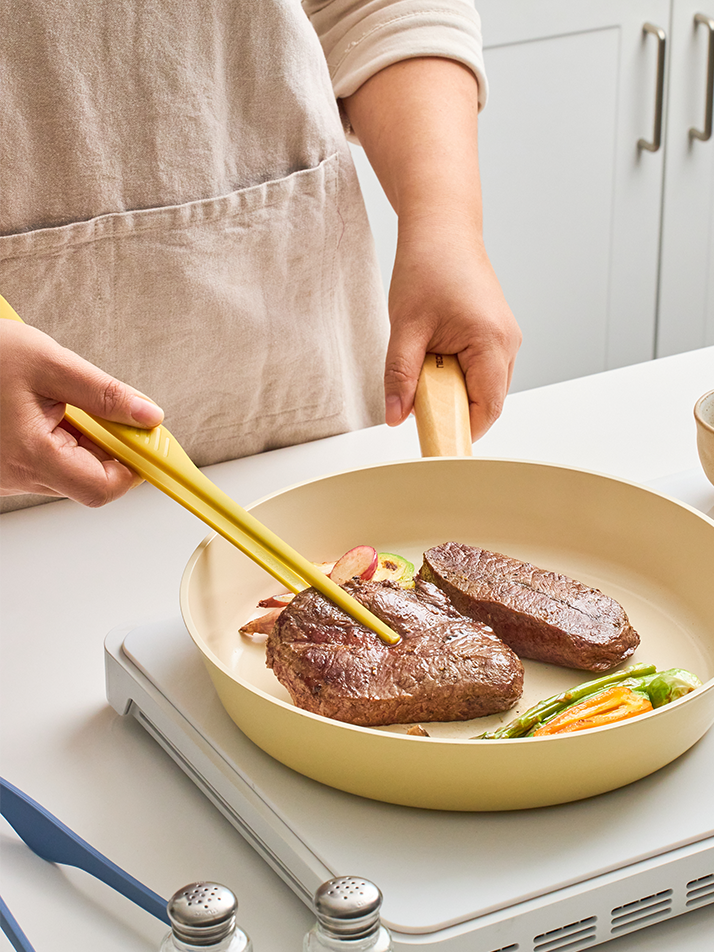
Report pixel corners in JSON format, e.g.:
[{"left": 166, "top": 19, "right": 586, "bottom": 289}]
[{"left": 1, "top": 347, "right": 713, "bottom": 952}]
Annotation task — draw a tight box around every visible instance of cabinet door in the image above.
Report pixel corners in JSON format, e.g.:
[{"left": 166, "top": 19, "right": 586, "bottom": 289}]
[
  {"left": 656, "top": 1, "right": 714, "bottom": 356},
  {"left": 351, "top": 1, "right": 671, "bottom": 391}
]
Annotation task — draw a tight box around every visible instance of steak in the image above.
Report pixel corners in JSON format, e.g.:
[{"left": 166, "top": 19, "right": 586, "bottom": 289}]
[
  {"left": 266, "top": 578, "right": 524, "bottom": 726},
  {"left": 420, "top": 542, "right": 639, "bottom": 671}
]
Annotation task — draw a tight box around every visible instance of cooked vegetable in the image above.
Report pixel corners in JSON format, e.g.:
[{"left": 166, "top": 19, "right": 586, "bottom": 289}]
[
  {"left": 478, "top": 664, "right": 701, "bottom": 739},
  {"left": 406, "top": 724, "right": 431, "bottom": 737},
  {"left": 240, "top": 607, "right": 284, "bottom": 636},
  {"left": 330, "top": 545, "right": 378, "bottom": 585},
  {"left": 531, "top": 685, "right": 653, "bottom": 735},
  {"left": 372, "top": 552, "right": 415, "bottom": 588},
  {"left": 313, "top": 560, "right": 337, "bottom": 576},
  {"left": 258, "top": 592, "right": 294, "bottom": 608},
  {"left": 643, "top": 668, "right": 703, "bottom": 706},
  {"left": 243, "top": 547, "right": 410, "bottom": 636}
]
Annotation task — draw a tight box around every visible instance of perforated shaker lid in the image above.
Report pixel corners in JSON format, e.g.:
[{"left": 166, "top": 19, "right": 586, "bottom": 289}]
[
  {"left": 167, "top": 882, "right": 237, "bottom": 946},
  {"left": 313, "top": 877, "right": 383, "bottom": 939}
]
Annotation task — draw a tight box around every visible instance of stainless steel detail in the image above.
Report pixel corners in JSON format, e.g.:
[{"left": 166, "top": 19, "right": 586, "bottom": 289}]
[
  {"left": 167, "top": 882, "right": 237, "bottom": 946},
  {"left": 690, "top": 14, "right": 714, "bottom": 141},
  {"left": 313, "top": 877, "right": 383, "bottom": 939},
  {"left": 638, "top": 22, "right": 667, "bottom": 152}
]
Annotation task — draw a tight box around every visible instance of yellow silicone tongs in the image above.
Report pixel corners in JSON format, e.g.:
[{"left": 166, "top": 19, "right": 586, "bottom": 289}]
[{"left": 0, "top": 294, "right": 400, "bottom": 645}]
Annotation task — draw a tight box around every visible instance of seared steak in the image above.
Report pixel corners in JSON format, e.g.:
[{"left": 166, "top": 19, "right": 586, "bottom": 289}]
[
  {"left": 420, "top": 542, "right": 639, "bottom": 671},
  {"left": 266, "top": 578, "right": 524, "bottom": 726}
]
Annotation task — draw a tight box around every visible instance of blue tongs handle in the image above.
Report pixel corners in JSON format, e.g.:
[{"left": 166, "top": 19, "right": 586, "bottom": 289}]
[
  {"left": 0, "top": 777, "right": 170, "bottom": 939},
  {"left": 0, "top": 893, "right": 35, "bottom": 952}
]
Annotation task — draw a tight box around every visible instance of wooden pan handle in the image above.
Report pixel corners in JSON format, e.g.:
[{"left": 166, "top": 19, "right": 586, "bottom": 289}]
[{"left": 414, "top": 353, "right": 473, "bottom": 458}]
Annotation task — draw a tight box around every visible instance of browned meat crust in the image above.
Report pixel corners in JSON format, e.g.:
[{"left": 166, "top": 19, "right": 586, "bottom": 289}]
[
  {"left": 266, "top": 578, "right": 524, "bottom": 726},
  {"left": 420, "top": 542, "right": 639, "bottom": 671}
]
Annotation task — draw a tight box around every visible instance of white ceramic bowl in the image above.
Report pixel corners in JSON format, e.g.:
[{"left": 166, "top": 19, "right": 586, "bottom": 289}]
[{"left": 694, "top": 389, "right": 714, "bottom": 487}]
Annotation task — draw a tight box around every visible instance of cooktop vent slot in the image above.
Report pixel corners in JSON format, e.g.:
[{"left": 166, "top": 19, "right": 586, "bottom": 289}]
[
  {"left": 533, "top": 916, "right": 597, "bottom": 951},
  {"left": 488, "top": 944, "right": 519, "bottom": 952},
  {"left": 686, "top": 873, "right": 714, "bottom": 907},
  {"left": 610, "top": 888, "right": 672, "bottom": 934}
]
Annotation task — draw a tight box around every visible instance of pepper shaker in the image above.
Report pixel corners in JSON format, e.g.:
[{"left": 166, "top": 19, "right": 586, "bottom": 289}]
[
  {"left": 160, "top": 882, "right": 252, "bottom": 952},
  {"left": 303, "top": 876, "right": 393, "bottom": 951}
]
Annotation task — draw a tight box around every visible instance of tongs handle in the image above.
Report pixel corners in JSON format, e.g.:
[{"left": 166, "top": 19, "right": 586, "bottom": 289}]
[
  {"left": 64, "top": 409, "right": 400, "bottom": 641},
  {"left": 65, "top": 403, "right": 310, "bottom": 594},
  {"left": 0, "top": 777, "right": 170, "bottom": 925},
  {"left": 0, "top": 894, "right": 35, "bottom": 952},
  {"left": 414, "top": 354, "right": 473, "bottom": 457}
]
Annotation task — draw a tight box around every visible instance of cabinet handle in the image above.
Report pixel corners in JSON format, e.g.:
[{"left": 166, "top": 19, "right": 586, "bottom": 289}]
[
  {"left": 690, "top": 13, "right": 714, "bottom": 141},
  {"left": 638, "top": 23, "right": 667, "bottom": 152}
]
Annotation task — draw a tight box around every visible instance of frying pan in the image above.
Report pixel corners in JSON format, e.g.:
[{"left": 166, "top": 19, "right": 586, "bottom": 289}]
[{"left": 180, "top": 359, "right": 714, "bottom": 811}]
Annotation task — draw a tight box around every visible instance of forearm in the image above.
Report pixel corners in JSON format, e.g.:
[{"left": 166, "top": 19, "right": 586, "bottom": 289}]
[{"left": 341, "top": 56, "right": 484, "bottom": 238}]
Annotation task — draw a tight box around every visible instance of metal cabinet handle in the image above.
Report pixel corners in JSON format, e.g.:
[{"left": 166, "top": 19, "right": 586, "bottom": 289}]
[
  {"left": 690, "top": 13, "right": 714, "bottom": 141},
  {"left": 638, "top": 23, "right": 667, "bottom": 152}
]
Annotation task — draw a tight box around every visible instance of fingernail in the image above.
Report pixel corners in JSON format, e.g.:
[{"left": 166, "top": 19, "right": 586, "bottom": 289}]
[
  {"left": 130, "top": 396, "right": 164, "bottom": 426},
  {"left": 385, "top": 394, "right": 402, "bottom": 426}
]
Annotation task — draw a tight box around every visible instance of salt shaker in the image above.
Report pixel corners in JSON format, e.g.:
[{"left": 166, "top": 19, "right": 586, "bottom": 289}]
[
  {"left": 160, "top": 882, "right": 252, "bottom": 952},
  {"left": 303, "top": 876, "right": 394, "bottom": 951}
]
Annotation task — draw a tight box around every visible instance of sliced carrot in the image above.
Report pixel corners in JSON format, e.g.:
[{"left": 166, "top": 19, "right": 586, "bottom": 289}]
[{"left": 532, "top": 685, "right": 653, "bottom": 736}]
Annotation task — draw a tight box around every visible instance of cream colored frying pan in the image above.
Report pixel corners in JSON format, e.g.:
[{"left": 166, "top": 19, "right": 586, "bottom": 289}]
[{"left": 180, "top": 357, "right": 714, "bottom": 811}]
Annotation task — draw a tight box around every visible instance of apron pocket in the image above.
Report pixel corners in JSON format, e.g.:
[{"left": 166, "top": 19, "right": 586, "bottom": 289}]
[{"left": 0, "top": 153, "right": 346, "bottom": 465}]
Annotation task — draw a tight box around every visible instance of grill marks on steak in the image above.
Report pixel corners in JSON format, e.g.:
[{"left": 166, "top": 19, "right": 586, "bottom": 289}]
[
  {"left": 266, "top": 578, "right": 524, "bottom": 727},
  {"left": 419, "top": 542, "right": 639, "bottom": 671}
]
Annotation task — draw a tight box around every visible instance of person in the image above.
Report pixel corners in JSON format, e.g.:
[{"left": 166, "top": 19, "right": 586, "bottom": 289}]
[{"left": 0, "top": 0, "right": 521, "bottom": 512}]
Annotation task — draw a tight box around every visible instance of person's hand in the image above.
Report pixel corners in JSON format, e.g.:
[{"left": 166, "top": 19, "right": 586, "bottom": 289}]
[
  {"left": 0, "top": 320, "right": 164, "bottom": 506},
  {"left": 384, "top": 219, "right": 521, "bottom": 440}
]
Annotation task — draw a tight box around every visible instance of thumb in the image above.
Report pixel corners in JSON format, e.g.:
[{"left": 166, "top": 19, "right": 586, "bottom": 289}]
[
  {"left": 383, "top": 325, "right": 430, "bottom": 426},
  {"left": 39, "top": 336, "right": 164, "bottom": 429}
]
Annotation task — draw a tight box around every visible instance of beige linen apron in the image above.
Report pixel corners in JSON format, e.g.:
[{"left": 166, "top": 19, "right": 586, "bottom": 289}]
[{"left": 0, "top": 0, "right": 388, "bottom": 512}]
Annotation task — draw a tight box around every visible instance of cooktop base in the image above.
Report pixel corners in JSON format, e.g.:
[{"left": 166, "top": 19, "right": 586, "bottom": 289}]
[{"left": 105, "top": 617, "right": 714, "bottom": 952}]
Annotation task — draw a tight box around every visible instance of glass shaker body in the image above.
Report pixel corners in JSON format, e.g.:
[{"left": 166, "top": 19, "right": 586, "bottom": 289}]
[
  {"left": 303, "top": 923, "right": 393, "bottom": 952},
  {"left": 160, "top": 929, "right": 251, "bottom": 952}
]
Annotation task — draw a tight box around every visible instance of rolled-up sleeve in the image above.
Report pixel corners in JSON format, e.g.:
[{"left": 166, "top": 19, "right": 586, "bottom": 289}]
[{"left": 303, "top": 0, "right": 488, "bottom": 110}]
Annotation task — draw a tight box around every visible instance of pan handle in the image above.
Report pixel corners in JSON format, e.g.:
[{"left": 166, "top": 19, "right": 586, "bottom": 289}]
[{"left": 414, "top": 354, "right": 473, "bottom": 457}]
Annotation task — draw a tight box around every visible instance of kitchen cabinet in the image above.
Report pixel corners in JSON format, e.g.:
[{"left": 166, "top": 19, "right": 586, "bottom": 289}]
[
  {"left": 350, "top": 1, "right": 714, "bottom": 392},
  {"left": 657, "top": 2, "right": 714, "bottom": 356},
  {"left": 473, "top": 0, "right": 672, "bottom": 390}
]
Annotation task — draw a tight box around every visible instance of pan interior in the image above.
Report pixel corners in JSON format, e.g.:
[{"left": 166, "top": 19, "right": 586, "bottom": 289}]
[{"left": 182, "top": 458, "right": 714, "bottom": 740}]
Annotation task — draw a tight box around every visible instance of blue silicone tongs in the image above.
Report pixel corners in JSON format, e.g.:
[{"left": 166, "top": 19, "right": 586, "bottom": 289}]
[{"left": 0, "top": 777, "right": 169, "bottom": 951}]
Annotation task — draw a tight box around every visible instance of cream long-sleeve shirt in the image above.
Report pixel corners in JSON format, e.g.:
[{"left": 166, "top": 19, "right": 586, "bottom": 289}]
[
  {"left": 304, "top": 0, "right": 487, "bottom": 106},
  {"left": 0, "top": 0, "right": 487, "bottom": 512}
]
